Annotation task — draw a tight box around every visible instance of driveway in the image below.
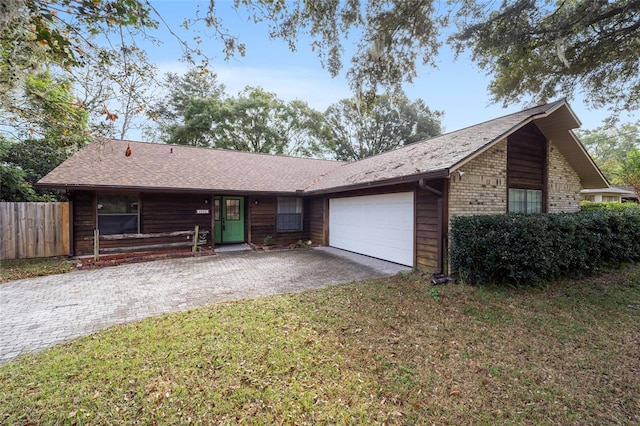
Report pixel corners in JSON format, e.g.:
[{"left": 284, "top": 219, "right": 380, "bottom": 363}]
[{"left": 0, "top": 247, "right": 409, "bottom": 364}]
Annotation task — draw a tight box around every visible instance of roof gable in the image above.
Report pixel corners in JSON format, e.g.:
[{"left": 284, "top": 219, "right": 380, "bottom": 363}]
[{"left": 306, "top": 99, "right": 606, "bottom": 192}]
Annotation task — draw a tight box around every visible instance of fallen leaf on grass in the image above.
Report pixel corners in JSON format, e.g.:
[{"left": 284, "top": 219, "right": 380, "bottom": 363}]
[{"left": 450, "top": 389, "right": 461, "bottom": 396}]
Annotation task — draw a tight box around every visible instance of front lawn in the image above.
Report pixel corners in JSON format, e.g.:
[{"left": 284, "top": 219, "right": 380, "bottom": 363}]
[{"left": 1, "top": 264, "right": 639, "bottom": 424}]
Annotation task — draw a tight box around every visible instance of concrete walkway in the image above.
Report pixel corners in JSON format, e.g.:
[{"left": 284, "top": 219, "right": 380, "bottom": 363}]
[{"left": 0, "top": 248, "right": 409, "bottom": 364}]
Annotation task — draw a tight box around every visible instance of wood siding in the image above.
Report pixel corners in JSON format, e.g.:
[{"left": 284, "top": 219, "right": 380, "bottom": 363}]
[
  {"left": 308, "top": 196, "right": 327, "bottom": 245},
  {"left": 72, "top": 191, "right": 213, "bottom": 255},
  {"left": 247, "top": 196, "right": 311, "bottom": 246},
  {"left": 72, "top": 191, "right": 96, "bottom": 255},
  {"left": 416, "top": 180, "right": 443, "bottom": 272},
  {"left": 141, "top": 193, "right": 211, "bottom": 237},
  {"left": 507, "top": 123, "right": 547, "bottom": 190}
]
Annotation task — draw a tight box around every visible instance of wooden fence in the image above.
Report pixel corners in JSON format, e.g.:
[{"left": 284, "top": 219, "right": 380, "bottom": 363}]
[{"left": 0, "top": 202, "right": 70, "bottom": 260}]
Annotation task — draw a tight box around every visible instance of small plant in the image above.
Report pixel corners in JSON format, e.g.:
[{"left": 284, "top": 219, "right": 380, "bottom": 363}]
[
  {"left": 397, "top": 270, "right": 412, "bottom": 281},
  {"left": 263, "top": 235, "right": 274, "bottom": 246},
  {"left": 428, "top": 287, "right": 440, "bottom": 302},
  {"left": 290, "top": 240, "right": 307, "bottom": 249}
]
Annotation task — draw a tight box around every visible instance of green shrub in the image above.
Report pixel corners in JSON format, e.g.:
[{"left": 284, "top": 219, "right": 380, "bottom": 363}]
[
  {"left": 580, "top": 200, "right": 640, "bottom": 212},
  {"left": 450, "top": 210, "right": 640, "bottom": 285}
]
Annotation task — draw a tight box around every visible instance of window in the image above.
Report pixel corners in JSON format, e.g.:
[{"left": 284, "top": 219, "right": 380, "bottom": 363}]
[
  {"left": 277, "top": 197, "right": 303, "bottom": 231},
  {"left": 225, "top": 199, "right": 241, "bottom": 220},
  {"left": 97, "top": 194, "right": 139, "bottom": 235},
  {"left": 509, "top": 189, "right": 542, "bottom": 214},
  {"left": 214, "top": 198, "right": 220, "bottom": 221}
]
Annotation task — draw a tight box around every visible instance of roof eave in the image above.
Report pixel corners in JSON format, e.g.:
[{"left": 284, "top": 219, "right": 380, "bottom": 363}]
[
  {"left": 35, "top": 182, "right": 309, "bottom": 196},
  {"left": 304, "top": 169, "right": 450, "bottom": 195}
]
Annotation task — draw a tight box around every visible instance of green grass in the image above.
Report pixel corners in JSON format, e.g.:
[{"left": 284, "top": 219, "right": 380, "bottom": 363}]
[
  {"left": 1, "top": 264, "right": 639, "bottom": 424},
  {"left": 0, "top": 257, "right": 74, "bottom": 283}
]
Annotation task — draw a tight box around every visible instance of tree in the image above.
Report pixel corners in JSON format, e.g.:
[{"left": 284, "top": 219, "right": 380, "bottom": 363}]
[
  {"left": 20, "top": 71, "right": 90, "bottom": 148},
  {"left": 450, "top": 0, "right": 640, "bottom": 115},
  {"left": 0, "top": 137, "right": 65, "bottom": 201},
  {"left": 577, "top": 121, "right": 640, "bottom": 184},
  {"left": 1, "top": 1, "right": 158, "bottom": 127},
  {"left": 620, "top": 147, "right": 640, "bottom": 198},
  {"left": 204, "top": 0, "right": 639, "bottom": 115},
  {"left": 0, "top": 164, "right": 39, "bottom": 202},
  {"left": 148, "top": 69, "right": 226, "bottom": 142},
  {"left": 283, "top": 100, "right": 335, "bottom": 158},
  {"left": 0, "top": 70, "right": 84, "bottom": 201},
  {"left": 163, "top": 86, "right": 333, "bottom": 157},
  {"left": 0, "top": 0, "right": 202, "bottom": 141},
  {"left": 324, "top": 93, "right": 443, "bottom": 161},
  {"left": 74, "top": 38, "right": 159, "bottom": 139},
  {"left": 202, "top": 0, "right": 442, "bottom": 98},
  {"left": 0, "top": 138, "right": 69, "bottom": 201}
]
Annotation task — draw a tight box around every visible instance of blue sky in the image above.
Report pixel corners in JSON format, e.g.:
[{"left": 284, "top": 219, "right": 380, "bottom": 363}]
[{"left": 144, "top": 0, "right": 634, "bottom": 133}]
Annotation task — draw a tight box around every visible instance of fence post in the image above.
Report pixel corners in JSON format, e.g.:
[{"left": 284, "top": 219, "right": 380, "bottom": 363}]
[
  {"left": 93, "top": 228, "right": 100, "bottom": 261},
  {"left": 192, "top": 225, "right": 199, "bottom": 253}
]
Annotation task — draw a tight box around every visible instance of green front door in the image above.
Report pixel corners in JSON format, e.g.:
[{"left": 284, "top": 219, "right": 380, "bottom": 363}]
[{"left": 214, "top": 196, "right": 245, "bottom": 244}]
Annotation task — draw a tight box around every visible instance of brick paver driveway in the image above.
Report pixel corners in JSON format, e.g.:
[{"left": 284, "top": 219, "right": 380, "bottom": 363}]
[{"left": 0, "top": 248, "right": 409, "bottom": 364}]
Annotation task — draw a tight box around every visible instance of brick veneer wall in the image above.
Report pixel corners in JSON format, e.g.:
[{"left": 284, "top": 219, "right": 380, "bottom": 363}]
[
  {"left": 547, "top": 140, "right": 582, "bottom": 213},
  {"left": 448, "top": 138, "right": 508, "bottom": 221}
]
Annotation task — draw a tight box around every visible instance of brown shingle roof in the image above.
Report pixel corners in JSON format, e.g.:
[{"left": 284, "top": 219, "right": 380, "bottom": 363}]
[
  {"left": 38, "top": 100, "right": 608, "bottom": 193},
  {"left": 305, "top": 99, "right": 572, "bottom": 192},
  {"left": 37, "top": 139, "right": 343, "bottom": 193}
]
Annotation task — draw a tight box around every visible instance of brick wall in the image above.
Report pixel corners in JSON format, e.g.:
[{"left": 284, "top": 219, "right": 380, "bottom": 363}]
[
  {"left": 448, "top": 138, "right": 582, "bottom": 220},
  {"left": 547, "top": 141, "right": 582, "bottom": 213},
  {"left": 448, "top": 138, "right": 508, "bottom": 220}
]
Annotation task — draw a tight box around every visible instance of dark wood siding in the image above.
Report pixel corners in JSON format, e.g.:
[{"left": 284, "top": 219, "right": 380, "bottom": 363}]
[
  {"left": 507, "top": 122, "right": 547, "bottom": 190},
  {"left": 248, "top": 196, "right": 276, "bottom": 245},
  {"left": 72, "top": 191, "right": 213, "bottom": 255},
  {"left": 141, "top": 193, "right": 211, "bottom": 235},
  {"left": 416, "top": 179, "right": 444, "bottom": 272},
  {"left": 247, "top": 196, "right": 311, "bottom": 246},
  {"left": 308, "top": 196, "right": 327, "bottom": 245},
  {"left": 72, "top": 191, "right": 96, "bottom": 255}
]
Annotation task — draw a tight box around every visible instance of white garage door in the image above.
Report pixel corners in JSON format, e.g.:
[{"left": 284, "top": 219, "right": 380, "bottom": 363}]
[{"left": 329, "top": 192, "right": 414, "bottom": 266}]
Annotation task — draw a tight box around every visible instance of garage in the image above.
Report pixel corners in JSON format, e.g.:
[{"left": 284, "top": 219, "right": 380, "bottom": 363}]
[{"left": 329, "top": 192, "right": 414, "bottom": 266}]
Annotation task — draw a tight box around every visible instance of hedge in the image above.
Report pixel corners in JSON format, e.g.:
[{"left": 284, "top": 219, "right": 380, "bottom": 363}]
[
  {"left": 450, "top": 209, "right": 640, "bottom": 285},
  {"left": 580, "top": 200, "right": 640, "bottom": 212}
]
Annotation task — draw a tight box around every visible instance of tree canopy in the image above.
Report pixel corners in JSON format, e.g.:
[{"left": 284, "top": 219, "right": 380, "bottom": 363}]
[
  {"left": 0, "top": 137, "right": 68, "bottom": 201},
  {"left": 2, "top": 0, "right": 637, "bottom": 148},
  {"left": 450, "top": 0, "right": 640, "bottom": 116},
  {"left": 620, "top": 147, "right": 640, "bottom": 198},
  {"left": 325, "top": 93, "right": 443, "bottom": 161},
  {"left": 159, "top": 81, "right": 334, "bottom": 157},
  {"left": 206, "top": 0, "right": 640, "bottom": 115},
  {"left": 577, "top": 121, "right": 640, "bottom": 185}
]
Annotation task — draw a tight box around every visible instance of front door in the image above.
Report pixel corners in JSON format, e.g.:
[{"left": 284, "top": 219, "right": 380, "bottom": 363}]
[{"left": 214, "top": 196, "right": 245, "bottom": 244}]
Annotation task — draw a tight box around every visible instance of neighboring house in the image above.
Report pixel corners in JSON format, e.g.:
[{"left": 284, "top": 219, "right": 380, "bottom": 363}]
[
  {"left": 38, "top": 99, "right": 608, "bottom": 273},
  {"left": 581, "top": 187, "right": 638, "bottom": 203}
]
